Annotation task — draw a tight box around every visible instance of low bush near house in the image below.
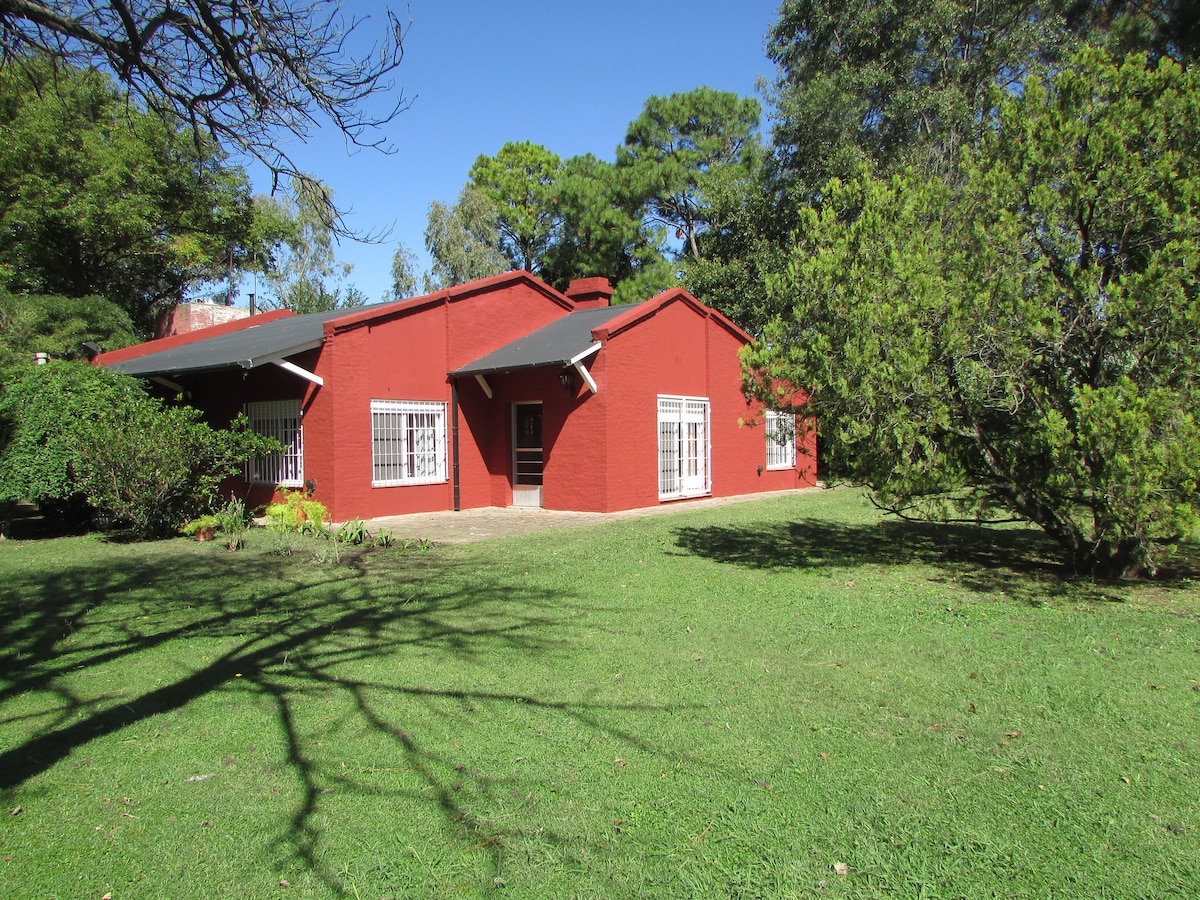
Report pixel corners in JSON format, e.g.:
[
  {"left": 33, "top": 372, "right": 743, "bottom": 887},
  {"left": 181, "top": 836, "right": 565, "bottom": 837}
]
[
  {"left": 262, "top": 489, "right": 330, "bottom": 533},
  {"left": 0, "top": 361, "right": 279, "bottom": 538}
]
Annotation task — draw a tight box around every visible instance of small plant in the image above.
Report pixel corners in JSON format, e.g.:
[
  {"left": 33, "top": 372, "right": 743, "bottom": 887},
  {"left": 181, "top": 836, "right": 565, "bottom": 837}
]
[
  {"left": 214, "top": 497, "right": 251, "bottom": 550},
  {"left": 180, "top": 514, "right": 218, "bottom": 539},
  {"left": 374, "top": 529, "right": 395, "bottom": 549},
  {"left": 335, "top": 519, "right": 371, "bottom": 545},
  {"left": 262, "top": 489, "right": 329, "bottom": 533}
]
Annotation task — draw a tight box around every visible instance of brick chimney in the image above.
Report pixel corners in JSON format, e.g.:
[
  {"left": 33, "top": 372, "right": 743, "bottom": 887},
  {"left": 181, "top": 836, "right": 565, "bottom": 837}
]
[
  {"left": 565, "top": 277, "right": 613, "bottom": 310},
  {"left": 156, "top": 300, "right": 250, "bottom": 338}
]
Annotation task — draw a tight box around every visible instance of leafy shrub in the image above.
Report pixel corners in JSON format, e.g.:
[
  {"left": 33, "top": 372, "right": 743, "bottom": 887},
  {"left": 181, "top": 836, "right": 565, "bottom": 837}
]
[
  {"left": 214, "top": 497, "right": 251, "bottom": 550},
  {"left": 79, "top": 402, "right": 278, "bottom": 538},
  {"left": 0, "top": 360, "right": 281, "bottom": 538},
  {"left": 262, "top": 489, "right": 329, "bottom": 533},
  {"left": 335, "top": 518, "right": 371, "bottom": 545},
  {"left": 0, "top": 361, "right": 144, "bottom": 525}
]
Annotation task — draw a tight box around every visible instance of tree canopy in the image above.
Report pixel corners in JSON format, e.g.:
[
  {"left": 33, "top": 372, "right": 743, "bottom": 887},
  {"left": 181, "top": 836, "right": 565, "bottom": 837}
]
[
  {"left": 764, "top": 0, "right": 1196, "bottom": 200},
  {"left": 468, "top": 141, "right": 562, "bottom": 275},
  {"left": 617, "top": 87, "right": 762, "bottom": 259},
  {"left": 0, "top": 58, "right": 275, "bottom": 329},
  {"left": 423, "top": 183, "right": 509, "bottom": 291},
  {"left": 540, "top": 153, "right": 675, "bottom": 304},
  {"left": 0, "top": 288, "right": 136, "bottom": 371},
  {"left": 258, "top": 181, "right": 364, "bottom": 314},
  {"left": 745, "top": 49, "right": 1200, "bottom": 577},
  {"left": 424, "top": 88, "right": 763, "bottom": 302}
]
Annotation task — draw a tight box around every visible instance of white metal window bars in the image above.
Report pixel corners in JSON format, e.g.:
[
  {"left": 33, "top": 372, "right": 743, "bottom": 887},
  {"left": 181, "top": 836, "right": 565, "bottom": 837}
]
[
  {"left": 765, "top": 410, "right": 796, "bottom": 470},
  {"left": 658, "top": 395, "right": 711, "bottom": 500},
  {"left": 370, "top": 400, "right": 448, "bottom": 486},
  {"left": 244, "top": 399, "right": 303, "bottom": 487}
]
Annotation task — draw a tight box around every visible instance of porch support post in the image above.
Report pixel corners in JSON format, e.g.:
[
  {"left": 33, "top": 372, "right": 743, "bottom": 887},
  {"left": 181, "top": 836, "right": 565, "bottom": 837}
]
[{"left": 569, "top": 342, "right": 601, "bottom": 394}]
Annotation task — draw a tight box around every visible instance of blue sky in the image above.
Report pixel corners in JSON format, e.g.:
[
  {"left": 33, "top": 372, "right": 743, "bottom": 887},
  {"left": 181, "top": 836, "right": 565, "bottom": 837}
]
[{"left": 247, "top": 0, "right": 785, "bottom": 303}]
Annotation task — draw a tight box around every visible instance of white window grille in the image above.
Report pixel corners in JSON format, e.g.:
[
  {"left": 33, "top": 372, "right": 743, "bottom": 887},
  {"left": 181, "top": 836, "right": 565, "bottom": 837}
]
[
  {"left": 658, "top": 395, "right": 711, "bottom": 500},
  {"left": 371, "top": 400, "right": 448, "bottom": 486},
  {"left": 765, "top": 410, "right": 796, "bottom": 471},
  {"left": 245, "top": 399, "right": 303, "bottom": 487}
]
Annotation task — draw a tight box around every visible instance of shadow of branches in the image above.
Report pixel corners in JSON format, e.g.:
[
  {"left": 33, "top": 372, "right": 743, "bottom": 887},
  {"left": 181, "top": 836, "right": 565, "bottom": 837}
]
[
  {"left": 670, "top": 516, "right": 1196, "bottom": 602},
  {"left": 0, "top": 540, "right": 683, "bottom": 893}
]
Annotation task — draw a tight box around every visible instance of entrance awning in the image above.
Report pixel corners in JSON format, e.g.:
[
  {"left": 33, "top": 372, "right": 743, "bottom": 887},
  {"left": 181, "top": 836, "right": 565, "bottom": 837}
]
[{"left": 452, "top": 302, "right": 643, "bottom": 393}]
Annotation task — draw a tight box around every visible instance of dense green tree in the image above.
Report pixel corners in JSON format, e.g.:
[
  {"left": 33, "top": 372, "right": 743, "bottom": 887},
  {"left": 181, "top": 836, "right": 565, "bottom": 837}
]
[
  {"left": 468, "top": 141, "right": 563, "bottom": 274},
  {"left": 0, "top": 288, "right": 136, "bottom": 372},
  {"left": 680, "top": 163, "right": 789, "bottom": 332},
  {"left": 423, "top": 184, "right": 508, "bottom": 289},
  {"left": 1065, "top": 0, "right": 1200, "bottom": 60},
  {"left": 745, "top": 50, "right": 1200, "bottom": 578},
  {"left": 433, "top": 92, "right": 767, "bottom": 304},
  {"left": 0, "top": 59, "right": 271, "bottom": 329},
  {"left": 618, "top": 88, "right": 762, "bottom": 260},
  {"left": 541, "top": 154, "right": 675, "bottom": 304},
  {"left": 766, "top": 0, "right": 1071, "bottom": 196},
  {"left": 766, "top": 0, "right": 1195, "bottom": 200}
]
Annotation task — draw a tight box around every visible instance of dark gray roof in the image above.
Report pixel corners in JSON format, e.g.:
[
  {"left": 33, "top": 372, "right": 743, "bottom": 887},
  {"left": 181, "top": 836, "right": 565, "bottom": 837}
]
[
  {"left": 453, "top": 303, "right": 643, "bottom": 376},
  {"left": 106, "top": 307, "right": 352, "bottom": 377}
]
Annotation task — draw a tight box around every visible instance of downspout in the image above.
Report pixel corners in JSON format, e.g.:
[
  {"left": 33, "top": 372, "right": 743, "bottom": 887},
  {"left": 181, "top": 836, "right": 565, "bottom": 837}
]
[{"left": 451, "top": 377, "right": 461, "bottom": 511}]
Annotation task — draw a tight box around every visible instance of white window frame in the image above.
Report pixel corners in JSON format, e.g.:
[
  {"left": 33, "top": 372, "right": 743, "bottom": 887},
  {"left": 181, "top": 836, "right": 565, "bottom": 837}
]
[
  {"left": 658, "top": 395, "right": 711, "bottom": 500},
  {"left": 765, "top": 410, "right": 796, "bottom": 471},
  {"left": 245, "top": 399, "right": 304, "bottom": 487},
  {"left": 370, "top": 400, "right": 448, "bottom": 487}
]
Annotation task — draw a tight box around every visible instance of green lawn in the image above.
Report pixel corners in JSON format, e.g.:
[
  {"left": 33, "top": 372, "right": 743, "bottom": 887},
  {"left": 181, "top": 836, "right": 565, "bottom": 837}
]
[{"left": 2, "top": 489, "right": 1198, "bottom": 899}]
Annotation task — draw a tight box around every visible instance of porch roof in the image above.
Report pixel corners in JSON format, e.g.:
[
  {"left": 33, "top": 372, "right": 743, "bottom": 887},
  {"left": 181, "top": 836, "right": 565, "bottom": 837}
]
[
  {"left": 105, "top": 307, "right": 349, "bottom": 377},
  {"left": 452, "top": 302, "right": 643, "bottom": 377}
]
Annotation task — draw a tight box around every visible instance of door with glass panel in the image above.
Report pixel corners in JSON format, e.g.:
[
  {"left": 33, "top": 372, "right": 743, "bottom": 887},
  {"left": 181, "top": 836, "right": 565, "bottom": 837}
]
[{"left": 512, "top": 403, "right": 543, "bottom": 507}]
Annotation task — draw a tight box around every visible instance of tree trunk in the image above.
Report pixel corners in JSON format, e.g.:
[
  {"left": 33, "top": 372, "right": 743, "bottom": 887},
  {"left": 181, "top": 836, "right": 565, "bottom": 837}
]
[{"left": 1067, "top": 536, "right": 1150, "bottom": 580}]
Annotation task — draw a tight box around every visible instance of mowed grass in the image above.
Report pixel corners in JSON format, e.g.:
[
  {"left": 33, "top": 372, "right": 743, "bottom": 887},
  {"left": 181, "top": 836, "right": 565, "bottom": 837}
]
[{"left": 1, "top": 488, "right": 1198, "bottom": 899}]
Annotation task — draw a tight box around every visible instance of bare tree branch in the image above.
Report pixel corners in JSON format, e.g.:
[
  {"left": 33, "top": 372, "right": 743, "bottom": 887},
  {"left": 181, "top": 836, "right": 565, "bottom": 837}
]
[{"left": 0, "top": 0, "right": 411, "bottom": 235}]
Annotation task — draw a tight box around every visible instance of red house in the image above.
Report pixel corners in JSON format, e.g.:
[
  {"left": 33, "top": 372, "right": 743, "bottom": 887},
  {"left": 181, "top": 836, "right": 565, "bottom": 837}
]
[{"left": 97, "top": 272, "right": 816, "bottom": 521}]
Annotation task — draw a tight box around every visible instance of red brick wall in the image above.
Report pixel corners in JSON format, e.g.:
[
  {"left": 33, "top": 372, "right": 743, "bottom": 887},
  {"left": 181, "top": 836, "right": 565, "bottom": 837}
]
[
  {"left": 594, "top": 295, "right": 818, "bottom": 512},
  {"left": 156, "top": 302, "right": 250, "bottom": 338},
  {"left": 127, "top": 276, "right": 815, "bottom": 521},
  {"left": 303, "top": 280, "right": 573, "bottom": 520}
]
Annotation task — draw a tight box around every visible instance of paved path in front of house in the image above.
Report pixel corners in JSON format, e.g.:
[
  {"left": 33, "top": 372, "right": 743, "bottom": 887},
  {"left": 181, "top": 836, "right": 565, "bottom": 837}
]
[{"left": 356, "top": 487, "right": 822, "bottom": 544}]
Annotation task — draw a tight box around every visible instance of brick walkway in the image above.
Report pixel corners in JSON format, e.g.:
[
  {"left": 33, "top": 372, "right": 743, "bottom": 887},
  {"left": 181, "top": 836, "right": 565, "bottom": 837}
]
[{"left": 357, "top": 487, "right": 821, "bottom": 544}]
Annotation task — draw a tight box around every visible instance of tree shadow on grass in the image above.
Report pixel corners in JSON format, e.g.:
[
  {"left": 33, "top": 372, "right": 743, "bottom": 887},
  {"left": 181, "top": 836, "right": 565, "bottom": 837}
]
[
  {"left": 673, "top": 516, "right": 1200, "bottom": 603},
  {"left": 0, "top": 538, "right": 684, "bottom": 895}
]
